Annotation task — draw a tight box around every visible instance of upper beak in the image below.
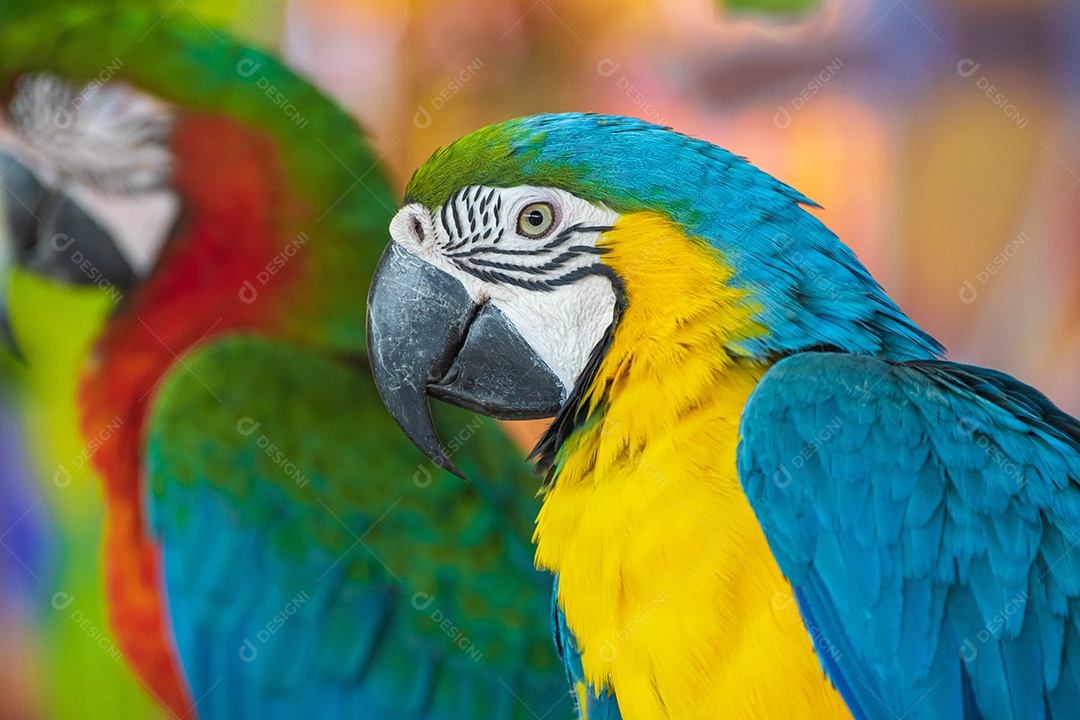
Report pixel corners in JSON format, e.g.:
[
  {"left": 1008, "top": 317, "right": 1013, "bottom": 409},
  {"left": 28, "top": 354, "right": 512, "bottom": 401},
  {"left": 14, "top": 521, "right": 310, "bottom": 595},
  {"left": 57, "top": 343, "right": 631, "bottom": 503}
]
[
  {"left": 367, "top": 243, "right": 566, "bottom": 478},
  {"left": 0, "top": 152, "right": 139, "bottom": 360}
]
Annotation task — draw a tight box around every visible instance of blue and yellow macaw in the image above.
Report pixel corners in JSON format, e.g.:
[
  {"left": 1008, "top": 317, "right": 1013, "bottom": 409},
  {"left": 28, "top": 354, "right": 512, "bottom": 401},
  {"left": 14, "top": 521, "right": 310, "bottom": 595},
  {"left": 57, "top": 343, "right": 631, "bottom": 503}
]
[{"left": 366, "top": 112, "right": 1080, "bottom": 719}]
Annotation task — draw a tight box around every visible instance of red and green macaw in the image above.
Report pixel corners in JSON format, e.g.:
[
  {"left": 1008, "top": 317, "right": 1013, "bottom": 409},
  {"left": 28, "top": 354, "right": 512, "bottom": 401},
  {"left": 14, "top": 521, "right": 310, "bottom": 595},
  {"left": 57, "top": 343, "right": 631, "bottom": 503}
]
[
  {"left": 367, "top": 113, "right": 1080, "bottom": 720},
  {"left": 0, "top": 4, "right": 569, "bottom": 718}
]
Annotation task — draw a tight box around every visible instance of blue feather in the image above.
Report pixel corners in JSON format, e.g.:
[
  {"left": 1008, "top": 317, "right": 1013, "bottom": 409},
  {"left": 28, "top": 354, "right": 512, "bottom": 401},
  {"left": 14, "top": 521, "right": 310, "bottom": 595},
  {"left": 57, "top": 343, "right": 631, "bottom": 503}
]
[{"left": 739, "top": 352, "right": 1080, "bottom": 719}]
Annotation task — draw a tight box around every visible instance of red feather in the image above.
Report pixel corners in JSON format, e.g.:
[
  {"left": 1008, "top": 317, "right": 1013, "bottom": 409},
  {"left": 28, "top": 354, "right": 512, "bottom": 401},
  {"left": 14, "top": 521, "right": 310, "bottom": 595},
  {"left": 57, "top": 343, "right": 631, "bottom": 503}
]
[{"left": 78, "top": 114, "right": 306, "bottom": 717}]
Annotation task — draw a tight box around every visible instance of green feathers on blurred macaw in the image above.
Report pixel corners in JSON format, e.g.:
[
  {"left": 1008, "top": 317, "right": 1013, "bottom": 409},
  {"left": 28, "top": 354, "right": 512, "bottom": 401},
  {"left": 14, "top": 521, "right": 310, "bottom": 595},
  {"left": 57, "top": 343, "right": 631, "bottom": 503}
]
[
  {"left": 0, "top": 3, "right": 569, "bottom": 718},
  {"left": 367, "top": 113, "right": 1080, "bottom": 720}
]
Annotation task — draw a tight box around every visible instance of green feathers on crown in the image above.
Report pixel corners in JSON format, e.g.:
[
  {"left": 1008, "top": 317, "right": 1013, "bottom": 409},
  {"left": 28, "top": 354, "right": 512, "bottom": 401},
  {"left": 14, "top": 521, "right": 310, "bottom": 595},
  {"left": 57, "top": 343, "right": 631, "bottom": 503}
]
[
  {"left": 405, "top": 118, "right": 591, "bottom": 209},
  {"left": 404, "top": 119, "right": 533, "bottom": 208}
]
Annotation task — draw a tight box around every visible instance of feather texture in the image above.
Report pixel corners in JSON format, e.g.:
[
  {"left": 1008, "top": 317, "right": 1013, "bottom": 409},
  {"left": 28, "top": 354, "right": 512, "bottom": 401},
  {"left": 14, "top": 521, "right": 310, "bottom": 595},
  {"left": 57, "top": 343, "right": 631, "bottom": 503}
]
[
  {"left": 533, "top": 212, "right": 851, "bottom": 718},
  {"left": 739, "top": 353, "right": 1080, "bottom": 720},
  {"left": 146, "top": 336, "right": 570, "bottom": 719}
]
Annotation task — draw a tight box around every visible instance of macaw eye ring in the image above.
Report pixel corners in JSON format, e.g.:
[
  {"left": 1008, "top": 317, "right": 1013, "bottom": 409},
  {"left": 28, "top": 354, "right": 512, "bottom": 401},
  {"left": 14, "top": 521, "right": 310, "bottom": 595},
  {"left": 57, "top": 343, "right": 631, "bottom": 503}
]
[{"left": 516, "top": 202, "right": 556, "bottom": 239}]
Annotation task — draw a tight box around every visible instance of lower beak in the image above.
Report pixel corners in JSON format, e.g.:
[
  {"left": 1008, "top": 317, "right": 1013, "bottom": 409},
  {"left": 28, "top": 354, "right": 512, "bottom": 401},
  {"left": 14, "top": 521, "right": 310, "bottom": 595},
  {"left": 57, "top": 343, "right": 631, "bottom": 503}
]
[
  {"left": 0, "top": 152, "right": 139, "bottom": 360},
  {"left": 366, "top": 243, "right": 565, "bottom": 477}
]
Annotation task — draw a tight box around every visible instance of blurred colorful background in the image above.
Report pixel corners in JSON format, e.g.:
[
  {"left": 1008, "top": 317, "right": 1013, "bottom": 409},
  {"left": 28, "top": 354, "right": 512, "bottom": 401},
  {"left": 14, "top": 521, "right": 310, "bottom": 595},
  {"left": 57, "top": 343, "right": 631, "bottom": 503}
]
[
  {"left": 291, "top": 0, "right": 1080, "bottom": 413},
  {"left": 2, "top": 0, "right": 1078, "bottom": 716}
]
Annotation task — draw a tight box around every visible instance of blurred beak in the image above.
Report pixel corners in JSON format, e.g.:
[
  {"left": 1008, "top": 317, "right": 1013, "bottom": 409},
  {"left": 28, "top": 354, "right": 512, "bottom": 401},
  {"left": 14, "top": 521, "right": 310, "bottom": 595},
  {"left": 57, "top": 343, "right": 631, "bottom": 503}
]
[
  {"left": 367, "top": 243, "right": 565, "bottom": 478},
  {"left": 0, "top": 152, "right": 44, "bottom": 361},
  {"left": 0, "top": 152, "right": 138, "bottom": 360}
]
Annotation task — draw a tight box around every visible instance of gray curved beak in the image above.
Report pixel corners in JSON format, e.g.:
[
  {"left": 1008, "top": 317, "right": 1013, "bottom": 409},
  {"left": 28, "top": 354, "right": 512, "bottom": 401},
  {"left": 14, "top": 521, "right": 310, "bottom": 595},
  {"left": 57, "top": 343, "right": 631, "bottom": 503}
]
[
  {"left": 0, "top": 152, "right": 139, "bottom": 360},
  {"left": 367, "top": 243, "right": 565, "bottom": 478},
  {"left": 0, "top": 152, "right": 44, "bottom": 361}
]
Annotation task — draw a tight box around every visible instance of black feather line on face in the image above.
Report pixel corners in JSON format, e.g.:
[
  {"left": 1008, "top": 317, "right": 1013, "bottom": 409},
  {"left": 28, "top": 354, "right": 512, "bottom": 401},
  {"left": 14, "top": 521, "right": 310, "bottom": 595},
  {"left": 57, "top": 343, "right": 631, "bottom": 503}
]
[
  {"left": 444, "top": 223, "right": 612, "bottom": 259},
  {"left": 439, "top": 199, "right": 453, "bottom": 244},
  {"left": 451, "top": 255, "right": 617, "bottom": 293},
  {"left": 450, "top": 261, "right": 557, "bottom": 290},
  {"left": 441, "top": 186, "right": 501, "bottom": 253},
  {"left": 531, "top": 264, "right": 627, "bottom": 480},
  {"left": 466, "top": 246, "right": 606, "bottom": 275},
  {"left": 442, "top": 223, "right": 470, "bottom": 254},
  {"left": 450, "top": 192, "right": 464, "bottom": 238}
]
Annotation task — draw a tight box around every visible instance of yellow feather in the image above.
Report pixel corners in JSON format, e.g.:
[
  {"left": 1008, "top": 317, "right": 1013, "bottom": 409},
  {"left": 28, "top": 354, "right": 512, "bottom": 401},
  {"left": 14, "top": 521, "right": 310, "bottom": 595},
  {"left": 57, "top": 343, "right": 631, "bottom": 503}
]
[{"left": 535, "top": 212, "right": 852, "bottom": 719}]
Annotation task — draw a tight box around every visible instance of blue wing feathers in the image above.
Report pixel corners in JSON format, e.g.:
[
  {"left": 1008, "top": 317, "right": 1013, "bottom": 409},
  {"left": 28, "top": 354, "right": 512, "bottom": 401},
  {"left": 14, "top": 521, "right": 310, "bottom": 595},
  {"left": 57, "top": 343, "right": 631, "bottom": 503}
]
[
  {"left": 1048, "top": 620, "right": 1080, "bottom": 717},
  {"left": 738, "top": 351, "right": 1080, "bottom": 719},
  {"left": 792, "top": 588, "right": 871, "bottom": 720}
]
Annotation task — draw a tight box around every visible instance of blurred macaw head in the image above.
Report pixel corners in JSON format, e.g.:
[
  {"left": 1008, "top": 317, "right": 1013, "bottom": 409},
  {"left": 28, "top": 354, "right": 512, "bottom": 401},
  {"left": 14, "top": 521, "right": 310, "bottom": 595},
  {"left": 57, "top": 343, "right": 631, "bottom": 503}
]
[
  {"left": 366, "top": 113, "right": 938, "bottom": 475},
  {"left": 0, "top": 73, "right": 180, "bottom": 364}
]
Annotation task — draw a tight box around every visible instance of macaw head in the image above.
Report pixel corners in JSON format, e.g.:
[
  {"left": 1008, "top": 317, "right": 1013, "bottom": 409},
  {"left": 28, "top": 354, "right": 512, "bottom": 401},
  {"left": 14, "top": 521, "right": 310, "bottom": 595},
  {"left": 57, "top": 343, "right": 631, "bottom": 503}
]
[
  {"left": 0, "top": 0, "right": 317, "bottom": 365},
  {"left": 367, "top": 113, "right": 942, "bottom": 476},
  {"left": 0, "top": 73, "right": 180, "bottom": 363}
]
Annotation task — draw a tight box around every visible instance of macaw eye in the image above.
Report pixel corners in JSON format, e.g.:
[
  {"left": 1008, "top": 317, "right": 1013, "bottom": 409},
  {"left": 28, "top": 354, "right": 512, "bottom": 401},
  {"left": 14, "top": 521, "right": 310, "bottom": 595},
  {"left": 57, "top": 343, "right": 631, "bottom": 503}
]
[{"left": 516, "top": 202, "right": 555, "bottom": 239}]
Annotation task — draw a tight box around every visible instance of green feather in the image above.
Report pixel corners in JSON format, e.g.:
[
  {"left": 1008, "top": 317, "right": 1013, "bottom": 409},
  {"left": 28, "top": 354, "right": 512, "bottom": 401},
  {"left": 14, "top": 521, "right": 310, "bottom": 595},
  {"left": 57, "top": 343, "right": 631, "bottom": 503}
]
[{"left": 146, "top": 336, "right": 567, "bottom": 717}]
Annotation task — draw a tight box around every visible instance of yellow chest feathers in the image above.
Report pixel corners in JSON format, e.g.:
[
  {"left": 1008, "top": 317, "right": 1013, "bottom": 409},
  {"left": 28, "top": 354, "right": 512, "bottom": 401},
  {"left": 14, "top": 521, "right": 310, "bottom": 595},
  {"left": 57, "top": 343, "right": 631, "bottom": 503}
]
[{"left": 533, "top": 213, "right": 851, "bottom": 719}]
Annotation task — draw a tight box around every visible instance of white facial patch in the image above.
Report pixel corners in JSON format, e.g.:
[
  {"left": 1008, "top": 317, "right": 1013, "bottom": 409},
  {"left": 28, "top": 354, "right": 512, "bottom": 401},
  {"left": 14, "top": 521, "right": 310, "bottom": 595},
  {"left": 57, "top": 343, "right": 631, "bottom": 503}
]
[
  {"left": 389, "top": 186, "right": 621, "bottom": 393},
  {"left": 492, "top": 274, "right": 616, "bottom": 391},
  {"left": 0, "top": 73, "right": 179, "bottom": 278},
  {"left": 65, "top": 184, "right": 179, "bottom": 277}
]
